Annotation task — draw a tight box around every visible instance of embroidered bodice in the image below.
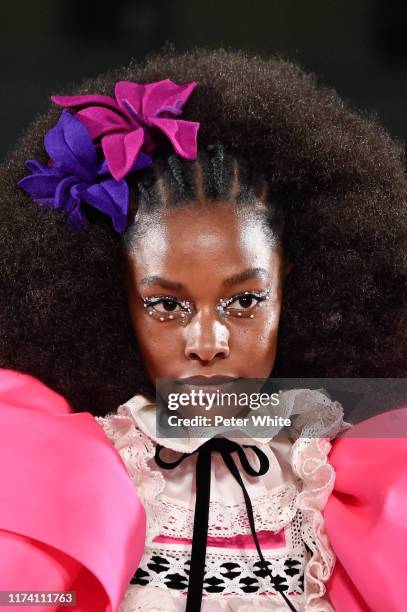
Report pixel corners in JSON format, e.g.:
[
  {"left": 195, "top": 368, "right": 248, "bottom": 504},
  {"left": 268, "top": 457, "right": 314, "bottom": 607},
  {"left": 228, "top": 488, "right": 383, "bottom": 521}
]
[{"left": 96, "top": 388, "right": 349, "bottom": 611}]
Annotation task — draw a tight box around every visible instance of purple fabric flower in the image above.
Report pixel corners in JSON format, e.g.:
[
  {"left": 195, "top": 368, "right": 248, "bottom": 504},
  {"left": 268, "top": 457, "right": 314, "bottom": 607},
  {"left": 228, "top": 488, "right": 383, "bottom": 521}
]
[
  {"left": 18, "top": 110, "right": 150, "bottom": 232},
  {"left": 51, "top": 79, "right": 200, "bottom": 181}
]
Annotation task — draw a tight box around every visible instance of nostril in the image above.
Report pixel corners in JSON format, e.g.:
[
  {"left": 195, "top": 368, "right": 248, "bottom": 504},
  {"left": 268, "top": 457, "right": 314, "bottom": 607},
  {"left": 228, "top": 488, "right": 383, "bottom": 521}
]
[{"left": 185, "top": 348, "right": 229, "bottom": 362}]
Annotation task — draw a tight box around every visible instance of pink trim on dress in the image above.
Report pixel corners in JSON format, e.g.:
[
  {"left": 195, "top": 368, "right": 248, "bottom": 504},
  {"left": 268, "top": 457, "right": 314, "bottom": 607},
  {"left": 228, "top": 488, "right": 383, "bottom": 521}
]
[{"left": 153, "top": 528, "right": 286, "bottom": 550}]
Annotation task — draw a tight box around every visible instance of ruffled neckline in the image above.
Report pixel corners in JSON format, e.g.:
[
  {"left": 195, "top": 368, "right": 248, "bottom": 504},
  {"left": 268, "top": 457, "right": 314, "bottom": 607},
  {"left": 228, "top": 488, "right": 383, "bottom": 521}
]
[
  {"left": 120, "top": 387, "right": 351, "bottom": 453},
  {"left": 97, "top": 388, "right": 352, "bottom": 611}
]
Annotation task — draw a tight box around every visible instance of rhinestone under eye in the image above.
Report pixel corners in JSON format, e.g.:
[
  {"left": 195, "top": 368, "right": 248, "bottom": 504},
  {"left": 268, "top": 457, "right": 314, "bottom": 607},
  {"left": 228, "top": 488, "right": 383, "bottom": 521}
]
[
  {"left": 142, "top": 289, "right": 270, "bottom": 324},
  {"left": 216, "top": 288, "right": 271, "bottom": 318},
  {"left": 142, "top": 295, "right": 194, "bottom": 323}
]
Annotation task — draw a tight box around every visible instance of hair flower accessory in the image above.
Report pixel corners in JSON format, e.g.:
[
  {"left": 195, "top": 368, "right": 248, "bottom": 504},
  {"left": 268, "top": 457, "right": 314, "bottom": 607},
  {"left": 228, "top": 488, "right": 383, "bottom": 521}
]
[
  {"left": 52, "top": 79, "right": 200, "bottom": 181},
  {"left": 18, "top": 110, "right": 149, "bottom": 232}
]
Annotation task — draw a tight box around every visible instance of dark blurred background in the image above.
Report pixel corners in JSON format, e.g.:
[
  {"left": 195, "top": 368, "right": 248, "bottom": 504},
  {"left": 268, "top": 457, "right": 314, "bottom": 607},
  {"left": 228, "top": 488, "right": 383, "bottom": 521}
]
[{"left": 2, "top": 0, "right": 407, "bottom": 160}]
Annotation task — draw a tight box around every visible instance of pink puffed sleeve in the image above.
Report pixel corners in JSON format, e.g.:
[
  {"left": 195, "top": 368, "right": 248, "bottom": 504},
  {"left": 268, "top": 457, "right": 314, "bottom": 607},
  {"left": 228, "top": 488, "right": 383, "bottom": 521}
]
[
  {"left": 0, "top": 369, "right": 146, "bottom": 612},
  {"left": 324, "top": 407, "right": 407, "bottom": 612}
]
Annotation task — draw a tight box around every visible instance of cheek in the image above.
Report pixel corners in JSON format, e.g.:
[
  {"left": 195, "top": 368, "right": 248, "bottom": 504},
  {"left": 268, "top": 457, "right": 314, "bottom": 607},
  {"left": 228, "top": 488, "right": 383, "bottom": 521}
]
[
  {"left": 137, "top": 332, "right": 170, "bottom": 377},
  {"left": 131, "top": 314, "right": 184, "bottom": 379},
  {"left": 129, "top": 300, "right": 282, "bottom": 380},
  {"left": 229, "top": 307, "right": 281, "bottom": 376}
]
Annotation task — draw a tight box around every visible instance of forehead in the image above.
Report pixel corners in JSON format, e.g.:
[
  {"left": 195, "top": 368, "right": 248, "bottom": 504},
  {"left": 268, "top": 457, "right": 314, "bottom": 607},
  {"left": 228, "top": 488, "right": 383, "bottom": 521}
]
[{"left": 126, "top": 202, "right": 282, "bottom": 285}]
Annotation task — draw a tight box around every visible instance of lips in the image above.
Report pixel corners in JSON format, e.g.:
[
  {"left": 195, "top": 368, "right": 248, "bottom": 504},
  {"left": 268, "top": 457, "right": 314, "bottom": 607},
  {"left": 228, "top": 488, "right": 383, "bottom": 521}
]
[{"left": 176, "top": 375, "right": 240, "bottom": 386}]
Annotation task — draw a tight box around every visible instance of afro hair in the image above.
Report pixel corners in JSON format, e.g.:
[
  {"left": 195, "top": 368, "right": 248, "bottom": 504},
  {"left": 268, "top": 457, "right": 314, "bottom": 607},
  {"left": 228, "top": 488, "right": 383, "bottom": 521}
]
[{"left": 0, "top": 47, "right": 406, "bottom": 416}]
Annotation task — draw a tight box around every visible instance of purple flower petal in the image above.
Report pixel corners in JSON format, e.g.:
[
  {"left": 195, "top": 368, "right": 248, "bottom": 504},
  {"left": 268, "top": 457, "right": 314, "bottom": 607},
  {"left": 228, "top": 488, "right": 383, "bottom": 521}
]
[
  {"left": 98, "top": 158, "right": 110, "bottom": 176},
  {"left": 25, "top": 159, "right": 63, "bottom": 176},
  {"left": 82, "top": 178, "right": 129, "bottom": 233},
  {"left": 21, "top": 80, "right": 200, "bottom": 234},
  {"left": 44, "top": 111, "right": 98, "bottom": 179},
  {"left": 18, "top": 173, "right": 64, "bottom": 199},
  {"left": 97, "top": 151, "right": 152, "bottom": 177},
  {"left": 54, "top": 176, "right": 81, "bottom": 212},
  {"left": 66, "top": 201, "right": 89, "bottom": 231},
  {"left": 133, "top": 151, "right": 153, "bottom": 171}
]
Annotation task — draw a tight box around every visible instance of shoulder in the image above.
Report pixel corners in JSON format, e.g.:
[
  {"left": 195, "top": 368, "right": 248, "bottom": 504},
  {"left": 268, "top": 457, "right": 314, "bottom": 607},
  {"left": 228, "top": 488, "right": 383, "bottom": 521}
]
[
  {"left": 328, "top": 406, "right": 407, "bottom": 483},
  {"left": 0, "top": 368, "right": 146, "bottom": 611},
  {"left": 324, "top": 407, "right": 407, "bottom": 611},
  {"left": 0, "top": 368, "right": 72, "bottom": 414}
]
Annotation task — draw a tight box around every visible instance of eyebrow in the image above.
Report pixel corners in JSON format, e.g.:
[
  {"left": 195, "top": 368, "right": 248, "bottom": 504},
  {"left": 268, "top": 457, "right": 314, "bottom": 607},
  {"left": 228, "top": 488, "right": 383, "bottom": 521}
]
[
  {"left": 140, "top": 275, "right": 185, "bottom": 290},
  {"left": 222, "top": 267, "right": 270, "bottom": 288},
  {"left": 140, "top": 268, "right": 269, "bottom": 291}
]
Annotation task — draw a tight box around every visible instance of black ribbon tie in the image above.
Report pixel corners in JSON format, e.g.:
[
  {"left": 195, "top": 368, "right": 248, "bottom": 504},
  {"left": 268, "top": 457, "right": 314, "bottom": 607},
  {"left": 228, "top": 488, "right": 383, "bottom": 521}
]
[{"left": 154, "top": 437, "right": 297, "bottom": 612}]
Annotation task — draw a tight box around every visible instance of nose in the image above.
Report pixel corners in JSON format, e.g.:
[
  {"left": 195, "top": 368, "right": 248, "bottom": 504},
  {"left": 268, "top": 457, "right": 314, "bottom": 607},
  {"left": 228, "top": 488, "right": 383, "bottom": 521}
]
[{"left": 184, "top": 310, "right": 230, "bottom": 363}]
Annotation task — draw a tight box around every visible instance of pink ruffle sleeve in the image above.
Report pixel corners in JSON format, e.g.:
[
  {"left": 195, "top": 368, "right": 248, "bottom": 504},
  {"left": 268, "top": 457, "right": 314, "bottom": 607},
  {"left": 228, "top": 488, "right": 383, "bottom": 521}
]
[
  {"left": 324, "top": 407, "right": 407, "bottom": 612},
  {"left": 0, "top": 369, "right": 146, "bottom": 611}
]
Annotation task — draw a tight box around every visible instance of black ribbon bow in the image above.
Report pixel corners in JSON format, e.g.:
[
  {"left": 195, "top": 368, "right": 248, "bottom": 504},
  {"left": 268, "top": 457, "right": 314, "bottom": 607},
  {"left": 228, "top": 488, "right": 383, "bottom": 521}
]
[{"left": 154, "top": 437, "right": 297, "bottom": 612}]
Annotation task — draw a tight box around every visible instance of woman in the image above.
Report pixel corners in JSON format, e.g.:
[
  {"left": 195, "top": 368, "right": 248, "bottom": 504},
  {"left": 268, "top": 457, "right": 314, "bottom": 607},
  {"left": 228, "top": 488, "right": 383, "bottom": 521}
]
[{"left": 0, "top": 48, "right": 406, "bottom": 611}]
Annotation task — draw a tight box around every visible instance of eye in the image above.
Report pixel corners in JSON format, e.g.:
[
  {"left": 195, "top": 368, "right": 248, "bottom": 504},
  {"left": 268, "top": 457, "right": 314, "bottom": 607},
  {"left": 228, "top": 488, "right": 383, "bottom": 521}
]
[
  {"left": 228, "top": 294, "right": 258, "bottom": 310},
  {"left": 142, "top": 295, "right": 193, "bottom": 323},
  {"left": 217, "top": 289, "right": 271, "bottom": 319},
  {"left": 150, "top": 298, "right": 181, "bottom": 313}
]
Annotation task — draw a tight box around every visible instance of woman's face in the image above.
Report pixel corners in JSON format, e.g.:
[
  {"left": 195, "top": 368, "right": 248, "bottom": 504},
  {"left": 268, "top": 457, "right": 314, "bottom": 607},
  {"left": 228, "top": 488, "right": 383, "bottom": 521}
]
[{"left": 124, "top": 202, "right": 287, "bottom": 386}]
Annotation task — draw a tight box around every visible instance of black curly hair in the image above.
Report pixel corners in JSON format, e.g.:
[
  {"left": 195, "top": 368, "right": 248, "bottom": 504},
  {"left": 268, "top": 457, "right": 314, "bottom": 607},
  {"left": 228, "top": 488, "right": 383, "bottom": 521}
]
[{"left": 1, "top": 48, "right": 406, "bottom": 416}]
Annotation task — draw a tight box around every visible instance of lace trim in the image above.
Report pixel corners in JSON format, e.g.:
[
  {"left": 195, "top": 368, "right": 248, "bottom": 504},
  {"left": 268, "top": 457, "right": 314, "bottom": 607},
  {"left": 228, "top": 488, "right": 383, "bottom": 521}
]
[
  {"left": 130, "top": 545, "right": 306, "bottom": 598},
  {"left": 95, "top": 408, "right": 165, "bottom": 544},
  {"left": 98, "top": 387, "right": 349, "bottom": 612},
  {"left": 120, "top": 585, "right": 307, "bottom": 612},
  {"left": 286, "top": 388, "right": 349, "bottom": 611},
  {"left": 158, "top": 484, "right": 299, "bottom": 539},
  {"left": 122, "top": 513, "right": 308, "bottom": 610},
  {"left": 96, "top": 408, "right": 300, "bottom": 542}
]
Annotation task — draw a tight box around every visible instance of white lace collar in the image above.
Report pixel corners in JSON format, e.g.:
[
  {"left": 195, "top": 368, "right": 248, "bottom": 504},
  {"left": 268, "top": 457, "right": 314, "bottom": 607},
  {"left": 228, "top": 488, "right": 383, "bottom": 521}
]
[
  {"left": 98, "top": 387, "right": 352, "bottom": 611},
  {"left": 120, "top": 387, "right": 351, "bottom": 453}
]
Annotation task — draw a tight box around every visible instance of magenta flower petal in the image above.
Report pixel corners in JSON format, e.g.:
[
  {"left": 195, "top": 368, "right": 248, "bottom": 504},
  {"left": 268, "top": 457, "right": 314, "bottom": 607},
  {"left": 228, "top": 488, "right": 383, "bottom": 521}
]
[
  {"left": 51, "top": 93, "right": 122, "bottom": 113},
  {"left": 76, "top": 106, "right": 131, "bottom": 140},
  {"left": 102, "top": 128, "right": 144, "bottom": 181},
  {"left": 51, "top": 79, "right": 200, "bottom": 182},
  {"left": 114, "top": 81, "right": 145, "bottom": 117},
  {"left": 152, "top": 81, "right": 197, "bottom": 117},
  {"left": 97, "top": 151, "right": 153, "bottom": 176},
  {"left": 115, "top": 79, "right": 197, "bottom": 119},
  {"left": 149, "top": 117, "right": 199, "bottom": 160}
]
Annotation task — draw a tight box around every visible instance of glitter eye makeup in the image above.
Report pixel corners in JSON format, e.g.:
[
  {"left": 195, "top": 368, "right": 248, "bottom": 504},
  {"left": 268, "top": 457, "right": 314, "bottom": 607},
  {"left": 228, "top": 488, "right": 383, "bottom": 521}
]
[
  {"left": 142, "top": 295, "right": 194, "bottom": 324},
  {"left": 215, "top": 288, "right": 271, "bottom": 319},
  {"left": 142, "top": 289, "right": 271, "bottom": 324}
]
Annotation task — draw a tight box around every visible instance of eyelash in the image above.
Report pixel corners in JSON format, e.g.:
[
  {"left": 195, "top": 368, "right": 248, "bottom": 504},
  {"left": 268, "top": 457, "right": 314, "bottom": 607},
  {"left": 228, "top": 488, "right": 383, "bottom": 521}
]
[
  {"left": 142, "top": 295, "right": 193, "bottom": 323},
  {"left": 141, "top": 289, "right": 271, "bottom": 324}
]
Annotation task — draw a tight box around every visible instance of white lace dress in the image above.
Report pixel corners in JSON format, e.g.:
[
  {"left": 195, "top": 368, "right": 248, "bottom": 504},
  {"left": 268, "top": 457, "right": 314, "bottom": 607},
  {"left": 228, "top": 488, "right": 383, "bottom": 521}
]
[{"left": 96, "top": 388, "right": 349, "bottom": 612}]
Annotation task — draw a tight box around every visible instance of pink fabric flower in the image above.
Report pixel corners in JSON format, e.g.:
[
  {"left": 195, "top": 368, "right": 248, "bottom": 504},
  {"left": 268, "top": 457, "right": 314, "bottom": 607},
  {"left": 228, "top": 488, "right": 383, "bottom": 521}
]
[{"left": 52, "top": 79, "right": 200, "bottom": 181}]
